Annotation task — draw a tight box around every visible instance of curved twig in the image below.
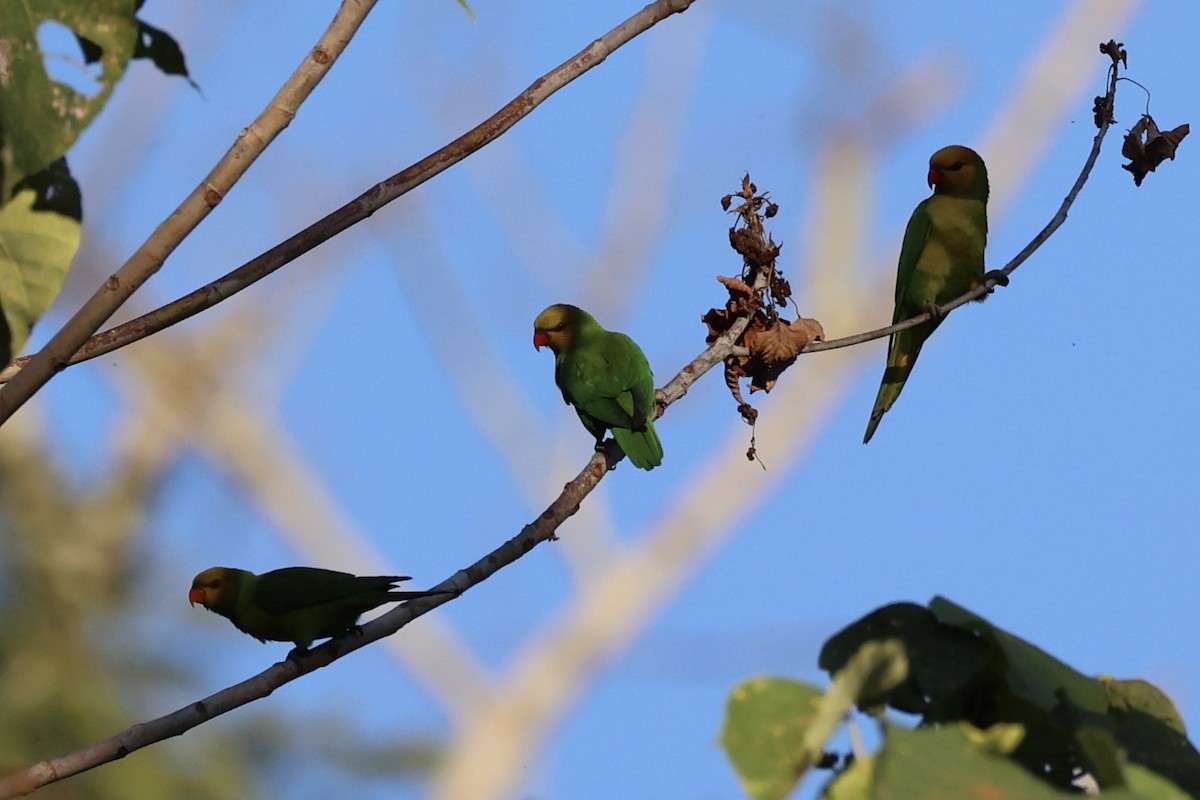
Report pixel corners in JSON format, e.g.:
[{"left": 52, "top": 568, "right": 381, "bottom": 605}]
[
  {"left": 0, "top": 0, "right": 383, "bottom": 417},
  {"left": 0, "top": 0, "right": 699, "bottom": 387},
  {"left": 725, "top": 55, "right": 1121, "bottom": 360},
  {"left": 803, "top": 51, "right": 1118, "bottom": 353}
]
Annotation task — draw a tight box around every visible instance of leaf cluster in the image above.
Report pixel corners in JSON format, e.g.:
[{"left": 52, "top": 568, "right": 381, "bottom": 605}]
[
  {"left": 0, "top": 2, "right": 192, "bottom": 363},
  {"left": 721, "top": 598, "right": 1200, "bottom": 800},
  {"left": 704, "top": 176, "right": 824, "bottom": 427},
  {"left": 1122, "top": 115, "right": 1190, "bottom": 186}
]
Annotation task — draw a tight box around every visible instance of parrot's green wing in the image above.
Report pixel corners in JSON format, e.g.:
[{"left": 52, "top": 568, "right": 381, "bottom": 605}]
[
  {"left": 559, "top": 332, "right": 654, "bottom": 430},
  {"left": 864, "top": 146, "right": 990, "bottom": 445},
  {"left": 252, "top": 568, "right": 408, "bottom": 614},
  {"left": 864, "top": 199, "right": 934, "bottom": 445},
  {"left": 892, "top": 197, "right": 933, "bottom": 323}
]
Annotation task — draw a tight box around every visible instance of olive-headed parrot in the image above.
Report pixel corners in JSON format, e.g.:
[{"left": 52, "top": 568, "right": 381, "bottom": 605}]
[
  {"left": 189, "top": 566, "right": 447, "bottom": 654},
  {"left": 533, "top": 303, "right": 663, "bottom": 470},
  {"left": 864, "top": 144, "right": 1007, "bottom": 443}
]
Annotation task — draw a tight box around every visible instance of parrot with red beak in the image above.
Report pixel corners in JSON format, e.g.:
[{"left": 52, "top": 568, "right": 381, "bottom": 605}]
[
  {"left": 533, "top": 303, "right": 662, "bottom": 470},
  {"left": 864, "top": 145, "right": 1007, "bottom": 443},
  {"left": 189, "top": 566, "right": 447, "bottom": 654}
]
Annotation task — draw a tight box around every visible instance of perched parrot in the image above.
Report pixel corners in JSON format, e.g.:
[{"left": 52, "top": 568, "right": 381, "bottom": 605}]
[
  {"left": 533, "top": 303, "right": 663, "bottom": 470},
  {"left": 863, "top": 144, "right": 1007, "bottom": 444},
  {"left": 189, "top": 566, "right": 447, "bottom": 653}
]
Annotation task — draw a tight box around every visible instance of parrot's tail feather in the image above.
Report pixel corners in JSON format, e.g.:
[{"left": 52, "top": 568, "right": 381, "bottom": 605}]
[
  {"left": 863, "top": 331, "right": 924, "bottom": 444},
  {"left": 613, "top": 422, "right": 663, "bottom": 470},
  {"left": 387, "top": 589, "right": 456, "bottom": 601}
]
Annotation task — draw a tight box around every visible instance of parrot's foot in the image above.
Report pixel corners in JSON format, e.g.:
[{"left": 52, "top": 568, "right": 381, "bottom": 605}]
[
  {"left": 286, "top": 645, "right": 313, "bottom": 662},
  {"left": 922, "top": 302, "right": 945, "bottom": 322},
  {"left": 601, "top": 439, "right": 622, "bottom": 471},
  {"left": 983, "top": 269, "right": 1010, "bottom": 289}
]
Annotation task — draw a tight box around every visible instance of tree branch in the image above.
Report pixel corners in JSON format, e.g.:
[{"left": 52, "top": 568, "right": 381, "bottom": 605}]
[
  {"left": 728, "top": 51, "right": 1122, "bottom": 359},
  {"left": 0, "top": 40, "right": 1127, "bottom": 799},
  {"left": 0, "top": 0, "right": 700, "bottom": 387},
  {"left": 0, "top": 269, "right": 756, "bottom": 797},
  {"left": 0, "top": 0, "right": 383, "bottom": 419}
]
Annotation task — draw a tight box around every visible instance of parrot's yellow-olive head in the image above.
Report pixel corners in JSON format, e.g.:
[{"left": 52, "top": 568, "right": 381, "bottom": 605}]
[
  {"left": 533, "top": 304, "right": 583, "bottom": 354},
  {"left": 927, "top": 145, "right": 983, "bottom": 194},
  {"left": 190, "top": 567, "right": 238, "bottom": 612}
]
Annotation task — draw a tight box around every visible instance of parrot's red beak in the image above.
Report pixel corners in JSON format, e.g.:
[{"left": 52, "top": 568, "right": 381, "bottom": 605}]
[
  {"left": 188, "top": 587, "right": 205, "bottom": 607},
  {"left": 927, "top": 169, "right": 943, "bottom": 189},
  {"left": 533, "top": 331, "right": 550, "bottom": 350}
]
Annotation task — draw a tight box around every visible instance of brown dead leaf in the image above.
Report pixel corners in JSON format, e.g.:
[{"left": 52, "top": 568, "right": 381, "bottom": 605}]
[
  {"left": 1099, "top": 39, "right": 1127, "bottom": 69},
  {"left": 1093, "top": 94, "right": 1114, "bottom": 128},
  {"left": 743, "top": 316, "right": 825, "bottom": 393},
  {"left": 750, "top": 317, "right": 825, "bottom": 364},
  {"left": 716, "top": 275, "right": 754, "bottom": 298},
  {"left": 770, "top": 274, "right": 793, "bottom": 307},
  {"left": 729, "top": 227, "right": 781, "bottom": 267},
  {"left": 710, "top": 174, "right": 819, "bottom": 425},
  {"left": 724, "top": 363, "right": 756, "bottom": 425},
  {"left": 1147, "top": 123, "right": 1189, "bottom": 162},
  {"left": 1122, "top": 115, "right": 1190, "bottom": 186}
]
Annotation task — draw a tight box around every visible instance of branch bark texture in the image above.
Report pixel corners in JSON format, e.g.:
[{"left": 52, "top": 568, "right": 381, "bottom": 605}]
[
  {"left": 0, "top": 0, "right": 382, "bottom": 419},
  {"left": 0, "top": 0, "right": 699, "bottom": 386}
]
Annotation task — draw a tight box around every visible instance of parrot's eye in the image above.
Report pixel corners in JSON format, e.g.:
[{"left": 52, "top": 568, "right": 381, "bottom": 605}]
[
  {"left": 210, "top": 580, "right": 222, "bottom": 589},
  {"left": 949, "top": 161, "right": 965, "bottom": 170},
  {"left": 553, "top": 322, "right": 567, "bottom": 331}
]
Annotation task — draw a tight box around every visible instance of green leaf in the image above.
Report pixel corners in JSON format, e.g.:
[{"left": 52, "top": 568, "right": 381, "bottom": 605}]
[
  {"left": 929, "top": 596, "right": 1109, "bottom": 716},
  {"left": 1119, "top": 763, "right": 1195, "bottom": 800},
  {"left": 1104, "top": 677, "right": 1188, "bottom": 736},
  {"left": 819, "top": 602, "right": 990, "bottom": 717},
  {"left": 872, "top": 724, "right": 1073, "bottom": 799},
  {"left": 0, "top": 0, "right": 138, "bottom": 199},
  {"left": 0, "top": 161, "right": 82, "bottom": 361},
  {"left": 820, "top": 756, "right": 872, "bottom": 800},
  {"left": 808, "top": 640, "right": 907, "bottom": 755},
  {"left": 720, "top": 677, "right": 823, "bottom": 800},
  {"left": 1103, "top": 678, "right": 1200, "bottom": 798}
]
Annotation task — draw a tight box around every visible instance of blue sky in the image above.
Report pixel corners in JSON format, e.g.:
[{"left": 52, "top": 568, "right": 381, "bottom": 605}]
[{"left": 21, "top": 0, "right": 1200, "bottom": 798}]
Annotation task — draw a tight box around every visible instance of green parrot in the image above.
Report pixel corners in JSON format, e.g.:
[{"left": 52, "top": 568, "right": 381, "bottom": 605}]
[
  {"left": 863, "top": 144, "right": 1007, "bottom": 444},
  {"left": 189, "top": 566, "right": 447, "bottom": 653},
  {"left": 533, "top": 303, "right": 663, "bottom": 470}
]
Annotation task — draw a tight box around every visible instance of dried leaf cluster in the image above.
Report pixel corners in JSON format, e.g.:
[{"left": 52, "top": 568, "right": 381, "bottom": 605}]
[
  {"left": 703, "top": 176, "right": 824, "bottom": 429},
  {"left": 1094, "top": 41, "right": 1190, "bottom": 185},
  {"left": 1093, "top": 40, "right": 1126, "bottom": 127},
  {"left": 1122, "top": 115, "right": 1189, "bottom": 186},
  {"left": 1099, "top": 39, "right": 1127, "bottom": 70}
]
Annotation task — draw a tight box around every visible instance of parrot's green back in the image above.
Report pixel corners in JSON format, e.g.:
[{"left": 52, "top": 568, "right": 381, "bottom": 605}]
[
  {"left": 864, "top": 146, "right": 989, "bottom": 444},
  {"left": 548, "top": 307, "right": 662, "bottom": 470},
  {"left": 222, "top": 567, "right": 434, "bottom": 649}
]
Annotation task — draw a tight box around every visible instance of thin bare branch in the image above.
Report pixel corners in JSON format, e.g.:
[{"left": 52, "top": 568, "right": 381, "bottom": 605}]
[
  {"left": 0, "top": 0, "right": 700, "bottom": 388},
  {"left": 0, "top": 16, "right": 1119, "bottom": 390},
  {"left": 722, "top": 49, "right": 1124, "bottom": 360},
  {"left": 0, "top": 0, "right": 382, "bottom": 421}
]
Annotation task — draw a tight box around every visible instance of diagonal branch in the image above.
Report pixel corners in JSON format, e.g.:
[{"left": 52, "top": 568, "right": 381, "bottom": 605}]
[
  {"left": 0, "top": 0, "right": 700, "bottom": 387},
  {"left": 0, "top": 0, "right": 382, "bottom": 422},
  {"left": 0, "top": 280, "right": 755, "bottom": 799}
]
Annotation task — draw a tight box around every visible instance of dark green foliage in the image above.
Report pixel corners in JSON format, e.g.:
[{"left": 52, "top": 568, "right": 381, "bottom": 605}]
[{"left": 723, "top": 597, "right": 1200, "bottom": 799}]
